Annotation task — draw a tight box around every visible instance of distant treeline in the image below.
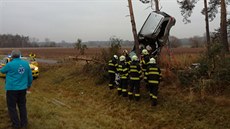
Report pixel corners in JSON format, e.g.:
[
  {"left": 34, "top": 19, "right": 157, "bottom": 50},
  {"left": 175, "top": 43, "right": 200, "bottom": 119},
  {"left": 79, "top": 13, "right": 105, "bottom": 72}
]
[
  {"left": 0, "top": 34, "right": 36, "bottom": 47},
  {"left": 0, "top": 34, "right": 58, "bottom": 48}
]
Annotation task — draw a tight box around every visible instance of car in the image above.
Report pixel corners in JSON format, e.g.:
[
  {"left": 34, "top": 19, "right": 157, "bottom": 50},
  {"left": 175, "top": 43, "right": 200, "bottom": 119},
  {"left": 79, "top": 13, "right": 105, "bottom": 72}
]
[
  {"left": 131, "top": 11, "right": 176, "bottom": 56},
  {"left": 0, "top": 56, "right": 39, "bottom": 78},
  {"left": 0, "top": 56, "right": 12, "bottom": 77}
]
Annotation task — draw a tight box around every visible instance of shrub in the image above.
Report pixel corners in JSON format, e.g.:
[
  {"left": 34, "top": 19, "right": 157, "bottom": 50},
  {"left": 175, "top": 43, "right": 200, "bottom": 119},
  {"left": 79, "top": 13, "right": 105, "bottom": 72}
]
[
  {"left": 83, "top": 37, "right": 122, "bottom": 85},
  {"left": 178, "top": 42, "right": 230, "bottom": 95}
]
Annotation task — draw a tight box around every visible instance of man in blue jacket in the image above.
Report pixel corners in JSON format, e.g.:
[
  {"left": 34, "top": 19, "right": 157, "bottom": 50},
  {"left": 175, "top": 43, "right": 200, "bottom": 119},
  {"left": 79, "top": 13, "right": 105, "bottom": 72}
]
[{"left": 0, "top": 49, "right": 33, "bottom": 129}]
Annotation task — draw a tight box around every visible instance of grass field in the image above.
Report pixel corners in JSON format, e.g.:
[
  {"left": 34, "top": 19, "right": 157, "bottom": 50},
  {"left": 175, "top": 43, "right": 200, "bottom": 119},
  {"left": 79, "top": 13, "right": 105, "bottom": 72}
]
[{"left": 0, "top": 47, "right": 229, "bottom": 129}]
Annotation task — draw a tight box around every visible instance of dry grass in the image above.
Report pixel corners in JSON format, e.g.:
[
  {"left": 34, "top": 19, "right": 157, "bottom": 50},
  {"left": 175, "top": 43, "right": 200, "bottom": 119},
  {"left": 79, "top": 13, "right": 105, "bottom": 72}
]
[
  {"left": 0, "top": 47, "right": 229, "bottom": 129},
  {"left": 0, "top": 62, "right": 230, "bottom": 129}
]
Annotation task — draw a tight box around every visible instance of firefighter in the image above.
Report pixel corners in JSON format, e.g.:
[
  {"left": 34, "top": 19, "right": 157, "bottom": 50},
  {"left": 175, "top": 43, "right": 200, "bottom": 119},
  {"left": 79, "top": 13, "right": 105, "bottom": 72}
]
[
  {"left": 117, "top": 55, "right": 129, "bottom": 97},
  {"left": 108, "top": 55, "right": 118, "bottom": 90},
  {"left": 123, "top": 49, "right": 131, "bottom": 66},
  {"left": 141, "top": 49, "right": 150, "bottom": 90},
  {"left": 128, "top": 55, "right": 142, "bottom": 101},
  {"left": 146, "top": 57, "right": 161, "bottom": 106},
  {"left": 29, "top": 52, "right": 36, "bottom": 59}
]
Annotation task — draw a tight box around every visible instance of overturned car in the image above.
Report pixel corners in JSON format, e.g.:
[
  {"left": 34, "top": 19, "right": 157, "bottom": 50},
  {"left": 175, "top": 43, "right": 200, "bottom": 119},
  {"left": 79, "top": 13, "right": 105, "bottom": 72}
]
[{"left": 131, "top": 11, "right": 176, "bottom": 57}]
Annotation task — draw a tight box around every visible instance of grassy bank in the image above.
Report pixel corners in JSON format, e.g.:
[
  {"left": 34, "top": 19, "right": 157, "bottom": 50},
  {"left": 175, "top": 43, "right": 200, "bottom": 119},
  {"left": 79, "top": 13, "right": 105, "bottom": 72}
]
[{"left": 0, "top": 62, "right": 230, "bottom": 129}]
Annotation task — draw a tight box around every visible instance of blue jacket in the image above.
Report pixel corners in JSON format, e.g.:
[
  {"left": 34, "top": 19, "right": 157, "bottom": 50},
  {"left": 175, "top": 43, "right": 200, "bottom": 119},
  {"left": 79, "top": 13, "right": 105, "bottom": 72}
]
[{"left": 0, "top": 58, "right": 33, "bottom": 90}]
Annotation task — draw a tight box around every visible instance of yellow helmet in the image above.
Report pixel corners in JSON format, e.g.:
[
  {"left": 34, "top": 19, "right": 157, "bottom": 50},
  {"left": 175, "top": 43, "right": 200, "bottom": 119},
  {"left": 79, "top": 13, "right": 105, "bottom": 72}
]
[
  {"left": 119, "top": 55, "right": 126, "bottom": 62},
  {"left": 131, "top": 55, "right": 138, "bottom": 61},
  {"left": 142, "top": 49, "right": 149, "bottom": 55}
]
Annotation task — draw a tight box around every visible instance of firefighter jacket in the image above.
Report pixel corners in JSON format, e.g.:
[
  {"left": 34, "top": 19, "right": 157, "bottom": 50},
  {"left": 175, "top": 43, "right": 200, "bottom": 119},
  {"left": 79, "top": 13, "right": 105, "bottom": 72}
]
[
  {"left": 125, "top": 54, "right": 131, "bottom": 66},
  {"left": 108, "top": 58, "right": 118, "bottom": 74},
  {"left": 146, "top": 64, "right": 161, "bottom": 84},
  {"left": 141, "top": 54, "right": 150, "bottom": 72},
  {"left": 129, "top": 61, "right": 142, "bottom": 81},
  {"left": 117, "top": 61, "right": 129, "bottom": 79}
]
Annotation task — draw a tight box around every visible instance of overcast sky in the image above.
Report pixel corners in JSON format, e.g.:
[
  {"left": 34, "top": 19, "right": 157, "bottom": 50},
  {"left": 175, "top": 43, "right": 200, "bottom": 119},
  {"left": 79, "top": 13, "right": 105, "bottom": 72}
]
[{"left": 0, "top": 0, "right": 226, "bottom": 42}]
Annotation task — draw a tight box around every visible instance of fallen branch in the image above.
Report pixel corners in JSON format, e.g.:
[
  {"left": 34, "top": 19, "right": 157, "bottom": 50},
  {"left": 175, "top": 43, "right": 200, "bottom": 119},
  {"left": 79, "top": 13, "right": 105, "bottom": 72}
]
[
  {"left": 51, "top": 98, "right": 71, "bottom": 109},
  {"left": 68, "top": 56, "right": 102, "bottom": 64}
]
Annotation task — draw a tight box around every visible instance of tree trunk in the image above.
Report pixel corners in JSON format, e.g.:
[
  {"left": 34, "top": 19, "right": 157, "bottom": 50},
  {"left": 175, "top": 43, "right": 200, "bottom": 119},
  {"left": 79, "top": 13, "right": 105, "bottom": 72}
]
[
  {"left": 154, "top": 0, "right": 160, "bottom": 11},
  {"left": 220, "top": 0, "right": 229, "bottom": 52},
  {"left": 204, "top": 0, "right": 211, "bottom": 52},
  {"left": 128, "top": 0, "right": 140, "bottom": 58}
]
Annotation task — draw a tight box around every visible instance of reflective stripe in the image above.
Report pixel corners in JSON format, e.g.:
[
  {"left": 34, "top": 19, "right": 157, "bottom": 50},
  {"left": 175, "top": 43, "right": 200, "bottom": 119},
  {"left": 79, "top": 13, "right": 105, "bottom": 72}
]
[
  {"left": 123, "top": 68, "right": 128, "bottom": 72},
  {"left": 148, "top": 72, "right": 159, "bottom": 75},
  {"left": 134, "top": 94, "right": 140, "bottom": 97},
  {"left": 130, "top": 77, "right": 140, "bottom": 80},
  {"left": 144, "top": 77, "right": 147, "bottom": 79},
  {"left": 142, "top": 69, "right": 146, "bottom": 72},
  {"left": 117, "top": 88, "right": 122, "bottom": 90},
  {"left": 108, "top": 70, "right": 115, "bottom": 73},
  {"left": 148, "top": 80, "right": 159, "bottom": 84},
  {"left": 149, "top": 68, "right": 158, "bottom": 70},
  {"left": 108, "top": 63, "right": 115, "bottom": 66},
  {"left": 130, "top": 66, "right": 137, "bottom": 68},
  {"left": 108, "top": 84, "right": 113, "bottom": 86},
  {"left": 122, "top": 89, "right": 127, "bottom": 92},
  {"left": 121, "top": 76, "right": 127, "bottom": 79},
  {"left": 130, "top": 69, "right": 138, "bottom": 72},
  {"left": 152, "top": 95, "right": 157, "bottom": 99},
  {"left": 128, "top": 92, "right": 133, "bottom": 95},
  {"left": 149, "top": 93, "right": 153, "bottom": 96}
]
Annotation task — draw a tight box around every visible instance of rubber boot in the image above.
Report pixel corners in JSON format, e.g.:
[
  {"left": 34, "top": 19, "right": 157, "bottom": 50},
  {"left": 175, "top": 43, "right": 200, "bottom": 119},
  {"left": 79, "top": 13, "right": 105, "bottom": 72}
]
[
  {"left": 151, "top": 99, "right": 158, "bottom": 106},
  {"left": 122, "top": 92, "right": 128, "bottom": 97},
  {"left": 109, "top": 86, "right": 114, "bottom": 90},
  {"left": 128, "top": 94, "right": 133, "bottom": 100},
  {"left": 134, "top": 95, "right": 140, "bottom": 101},
  {"left": 118, "top": 90, "right": 122, "bottom": 96}
]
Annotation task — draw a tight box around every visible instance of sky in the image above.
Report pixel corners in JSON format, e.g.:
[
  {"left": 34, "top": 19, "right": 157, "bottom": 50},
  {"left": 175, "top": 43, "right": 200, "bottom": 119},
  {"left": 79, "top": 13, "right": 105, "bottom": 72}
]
[{"left": 0, "top": 0, "right": 226, "bottom": 42}]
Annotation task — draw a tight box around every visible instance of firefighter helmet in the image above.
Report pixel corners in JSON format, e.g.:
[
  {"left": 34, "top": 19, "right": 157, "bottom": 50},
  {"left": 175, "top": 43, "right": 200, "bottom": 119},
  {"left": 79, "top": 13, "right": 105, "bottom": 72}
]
[
  {"left": 142, "top": 49, "right": 149, "bottom": 55},
  {"left": 149, "top": 57, "right": 156, "bottom": 64},
  {"left": 119, "top": 55, "right": 126, "bottom": 62},
  {"left": 132, "top": 55, "right": 138, "bottom": 61},
  {"left": 113, "top": 55, "right": 118, "bottom": 60}
]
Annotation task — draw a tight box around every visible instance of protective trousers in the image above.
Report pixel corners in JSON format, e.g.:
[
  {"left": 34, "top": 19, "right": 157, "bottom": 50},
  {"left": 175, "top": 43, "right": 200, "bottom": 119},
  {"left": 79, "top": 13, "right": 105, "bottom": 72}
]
[
  {"left": 128, "top": 80, "right": 140, "bottom": 101},
  {"left": 118, "top": 79, "right": 128, "bottom": 97},
  {"left": 108, "top": 73, "right": 115, "bottom": 89},
  {"left": 6, "top": 90, "right": 28, "bottom": 128},
  {"left": 149, "top": 84, "right": 159, "bottom": 106}
]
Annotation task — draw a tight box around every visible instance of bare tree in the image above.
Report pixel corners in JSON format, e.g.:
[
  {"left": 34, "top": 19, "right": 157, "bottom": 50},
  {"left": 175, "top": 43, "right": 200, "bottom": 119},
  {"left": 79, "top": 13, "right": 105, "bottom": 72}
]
[
  {"left": 127, "top": 0, "right": 140, "bottom": 57},
  {"left": 220, "top": 0, "right": 229, "bottom": 52}
]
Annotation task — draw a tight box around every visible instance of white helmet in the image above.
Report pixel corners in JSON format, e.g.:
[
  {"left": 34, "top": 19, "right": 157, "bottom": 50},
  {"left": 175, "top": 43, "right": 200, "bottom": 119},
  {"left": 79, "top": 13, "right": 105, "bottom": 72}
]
[
  {"left": 149, "top": 57, "right": 156, "bottom": 64},
  {"left": 131, "top": 55, "right": 138, "bottom": 61},
  {"left": 119, "top": 55, "right": 126, "bottom": 62},
  {"left": 142, "top": 49, "right": 149, "bottom": 55},
  {"left": 113, "top": 55, "right": 118, "bottom": 60}
]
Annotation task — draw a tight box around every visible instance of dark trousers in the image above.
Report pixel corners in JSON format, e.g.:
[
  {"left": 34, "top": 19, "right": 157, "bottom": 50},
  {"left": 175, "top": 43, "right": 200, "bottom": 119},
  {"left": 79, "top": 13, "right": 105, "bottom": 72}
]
[
  {"left": 129, "top": 80, "right": 140, "bottom": 95},
  {"left": 149, "top": 83, "right": 159, "bottom": 98},
  {"left": 109, "top": 73, "right": 115, "bottom": 89},
  {"left": 129, "top": 80, "right": 140, "bottom": 100},
  {"left": 6, "top": 90, "right": 28, "bottom": 128},
  {"left": 120, "top": 79, "right": 128, "bottom": 97},
  {"left": 149, "top": 83, "right": 159, "bottom": 106}
]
